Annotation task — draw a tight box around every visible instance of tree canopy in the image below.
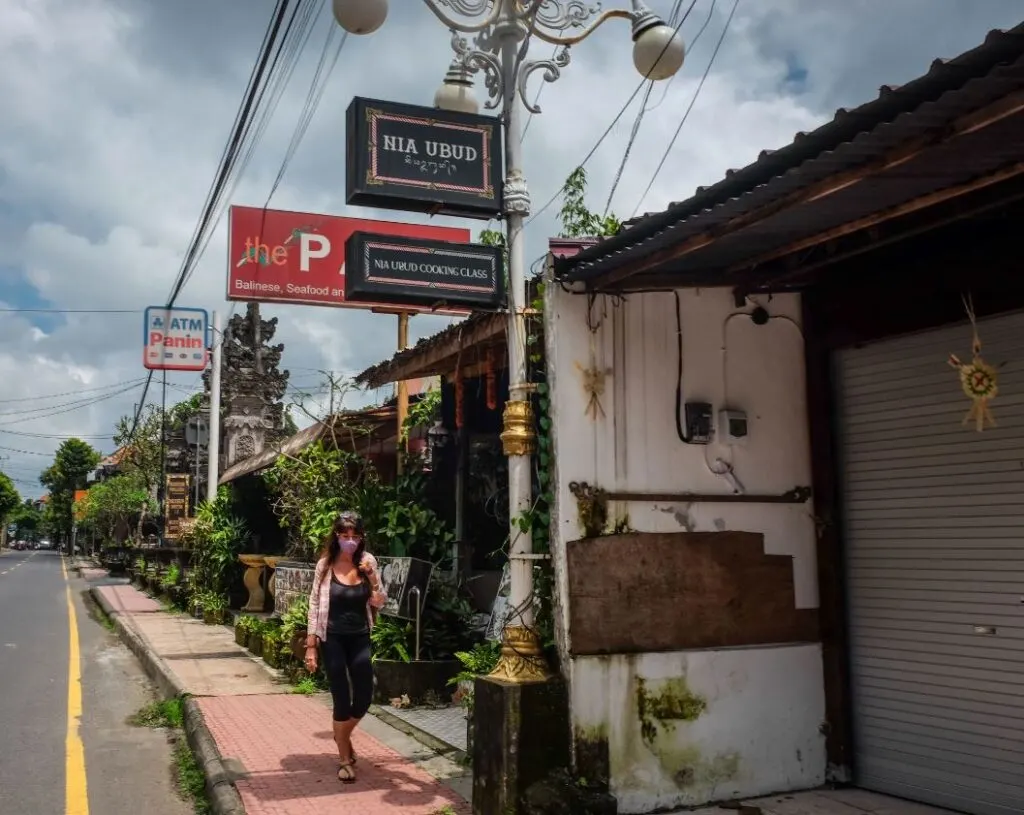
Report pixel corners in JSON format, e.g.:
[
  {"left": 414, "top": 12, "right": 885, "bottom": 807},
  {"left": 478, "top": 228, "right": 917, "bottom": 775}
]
[
  {"left": 75, "top": 471, "right": 153, "bottom": 544},
  {"left": 39, "top": 438, "right": 101, "bottom": 545},
  {"left": 7, "top": 499, "right": 42, "bottom": 541},
  {"left": 112, "top": 394, "right": 202, "bottom": 491},
  {"left": 0, "top": 472, "right": 19, "bottom": 526}
]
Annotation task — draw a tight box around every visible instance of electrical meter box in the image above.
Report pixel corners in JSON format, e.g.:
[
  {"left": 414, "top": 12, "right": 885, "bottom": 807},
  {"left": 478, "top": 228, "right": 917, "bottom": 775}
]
[
  {"left": 683, "top": 401, "right": 713, "bottom": 444},
  {"left": 718, "top": 409, "right": 749, "bottom": 445}
]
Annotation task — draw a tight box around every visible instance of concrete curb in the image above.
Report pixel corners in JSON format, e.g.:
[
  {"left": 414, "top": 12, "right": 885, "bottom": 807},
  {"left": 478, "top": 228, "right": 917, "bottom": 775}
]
[{"left": 89, "top": 587, "right": 247, "bottom": 815}]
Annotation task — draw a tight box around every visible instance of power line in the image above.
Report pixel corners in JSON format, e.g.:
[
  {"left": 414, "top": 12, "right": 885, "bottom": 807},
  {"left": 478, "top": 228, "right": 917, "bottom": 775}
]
[
  {"left": 125, "top": 1, "right": 307, "bottom": 451},
  {"left": 264, "top": 7, "right": 347, "bottom": 207},
  {"left": 0, "top": 445, "right": 55, "bottom": 457},
  {"left": 0, "top": 379, "right": 147, "bottom": 405},
  {"left": 183, "top": 4, "right": 353, "bottom": 396},
  {"left": 0, "top": 308, "right": 140, "bottom": 314},
  {"left": 644, "top": 0, "right": 718, "bottom": 115},
  {"left": 524, "top": 9, "right": 694, "bottom": 228},
  {"left": 0, "top": 380, "right": 147, "bottom": 417},
  {"left": 176, "top": 0, "right": 323, "bottom": 298},
  {"left": 164, "top": 0, "right": 296, "bottom": 307},
  {"left": 602, "top": 0, "right": 696, "bottom": 216},
  {"left": 0, "top": 429, "right": 112, "bottom": 440},
  {"left": 631, "top": 0, "right": 739, "bottom": 217},
  {"left": 0, "top": 382, "right": 141, "bottom": 427}
]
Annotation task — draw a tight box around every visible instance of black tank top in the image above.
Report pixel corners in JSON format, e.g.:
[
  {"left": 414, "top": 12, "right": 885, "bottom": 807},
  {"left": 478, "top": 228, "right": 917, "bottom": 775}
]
[{"left": 326, "top": 574, "right": 370, "bottom": 635}]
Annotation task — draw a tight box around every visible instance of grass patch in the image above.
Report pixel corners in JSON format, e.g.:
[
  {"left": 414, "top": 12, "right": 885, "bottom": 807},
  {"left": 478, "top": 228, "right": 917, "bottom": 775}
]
[
  {"left": 173, "top": 738, "right": 211, "bottom": 815},
  {"left": 80, "top": 590, "right": 115, "bottom": 631},
  {"left": 130, "top": 698, "right": 184, "bottom": 729},
  {"left": 133, "top": 698, "right": 212, "bottom": 813}
]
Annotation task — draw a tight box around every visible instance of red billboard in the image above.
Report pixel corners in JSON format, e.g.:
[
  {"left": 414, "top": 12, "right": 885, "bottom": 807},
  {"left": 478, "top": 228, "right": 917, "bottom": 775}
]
[{"left": 226, "top": 206, "right": 473, "bottom": 314}]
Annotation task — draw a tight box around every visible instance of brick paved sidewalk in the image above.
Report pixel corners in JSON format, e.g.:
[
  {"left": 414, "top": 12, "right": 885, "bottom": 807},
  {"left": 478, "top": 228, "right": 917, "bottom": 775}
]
[
  {"left": 199, "top": 695, "right": 470, "bottom": 814},
  {"left": 92, "top": 581, "right": 471, "bottom": 814}
]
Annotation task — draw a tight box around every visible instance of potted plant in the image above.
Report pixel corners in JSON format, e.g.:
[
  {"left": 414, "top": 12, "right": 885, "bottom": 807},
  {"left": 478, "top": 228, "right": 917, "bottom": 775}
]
[
  {"left": 278, "top": 595, "right": 309, "bottom": 673},
  {"left": 448, "top": 640, "right": 502, "bottom": 754},
  {"left": 262, "top": 623, "right": 284, "bottom": 669},
  {"left": 200, "top": 592, "right": 228, "bottom": 625},
  {"left": 371, "top": 578, "right": 477, "bottom": 706},
  {"left": 160, "top": 563, "right": 181, "bottom": 603},
  {"left": 132, "top": 556, "right": 146, "bottom": 587},
  {"left": 234, "top": 614, "right": 257, "bottom": 647},
  {"left": 248, "top": 619, "right": 266, "bottom": 658}
]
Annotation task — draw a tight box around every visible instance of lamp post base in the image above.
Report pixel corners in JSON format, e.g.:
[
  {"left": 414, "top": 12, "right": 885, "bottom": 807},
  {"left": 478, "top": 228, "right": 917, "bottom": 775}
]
[
  {"left": 488, "top": 625, "right": 553, "bottom": 684},
  {"left": 472, "top": 673, "right": 569, "bottom": 815}
]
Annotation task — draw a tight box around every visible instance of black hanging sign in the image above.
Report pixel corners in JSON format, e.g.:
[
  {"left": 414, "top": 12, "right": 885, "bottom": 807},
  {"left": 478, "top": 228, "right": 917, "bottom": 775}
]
[
  {"left": 345, "top": 231, "right": 506, "bottom": 310},
  {"left": 346, "top": 96, "right": 503, "bottom": 219}
]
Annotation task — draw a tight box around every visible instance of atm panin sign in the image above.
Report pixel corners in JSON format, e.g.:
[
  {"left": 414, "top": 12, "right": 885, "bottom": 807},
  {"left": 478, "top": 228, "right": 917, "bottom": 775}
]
[{"left": 143, "top": 306, "right": 209, "bottom": 372}]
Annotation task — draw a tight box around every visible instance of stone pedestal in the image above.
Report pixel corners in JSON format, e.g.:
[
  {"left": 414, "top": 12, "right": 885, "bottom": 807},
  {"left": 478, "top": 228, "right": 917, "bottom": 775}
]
[
  {"left": 264, "top": 556, "right": 281, "bottom": 606},
  {"left": 472, "top": 677, "right": 571, "bottom": 815},
  {"left": 238, "top": 554, "right": 266, "bottom": 612}
]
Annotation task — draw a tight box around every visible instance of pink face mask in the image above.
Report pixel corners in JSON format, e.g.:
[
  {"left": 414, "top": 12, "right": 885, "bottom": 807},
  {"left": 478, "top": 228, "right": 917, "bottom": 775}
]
[{"left": 337, "top": 536, "right": 359, "bottom": 556}]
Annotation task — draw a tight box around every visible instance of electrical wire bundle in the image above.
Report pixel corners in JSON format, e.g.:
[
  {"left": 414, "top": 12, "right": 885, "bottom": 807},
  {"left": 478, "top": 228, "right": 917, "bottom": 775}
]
[{"left": 125, "top": 0, "right": 338, "bottom": 445}]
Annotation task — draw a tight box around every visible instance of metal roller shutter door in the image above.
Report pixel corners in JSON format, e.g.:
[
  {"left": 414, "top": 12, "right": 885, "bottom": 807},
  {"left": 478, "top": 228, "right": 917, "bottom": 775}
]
[{"left": 836, "top": 310, "right": 1024, "bottom": 815}]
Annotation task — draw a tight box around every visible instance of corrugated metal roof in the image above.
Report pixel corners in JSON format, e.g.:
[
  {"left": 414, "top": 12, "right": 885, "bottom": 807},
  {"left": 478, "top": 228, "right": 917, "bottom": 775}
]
[{"left": 558, "top": 24, "right": 1024, "bottom": 282}]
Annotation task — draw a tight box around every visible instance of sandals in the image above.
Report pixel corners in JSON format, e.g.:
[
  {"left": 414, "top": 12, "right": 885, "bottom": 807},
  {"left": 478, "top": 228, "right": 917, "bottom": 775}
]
[{"left": 337, "top": 760, "right": 356, "bottom": 784}]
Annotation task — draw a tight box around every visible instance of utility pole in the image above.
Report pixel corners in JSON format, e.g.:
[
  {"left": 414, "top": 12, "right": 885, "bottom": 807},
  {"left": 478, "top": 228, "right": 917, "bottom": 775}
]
[
  {"left": 158, "top": 369, "right": 168, "bottom": 544},
  {"left": 206, "top": 310, "right": 223, "bottom": 502}
]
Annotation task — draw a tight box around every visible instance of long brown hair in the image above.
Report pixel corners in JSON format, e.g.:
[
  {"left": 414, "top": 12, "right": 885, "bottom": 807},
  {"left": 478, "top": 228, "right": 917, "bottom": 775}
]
[{"left": 319, "top": 512, "right": 366, "bottom": 571}]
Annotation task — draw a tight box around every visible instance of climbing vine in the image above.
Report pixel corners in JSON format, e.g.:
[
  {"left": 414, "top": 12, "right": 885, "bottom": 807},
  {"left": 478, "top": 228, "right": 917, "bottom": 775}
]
[{"left": 478, "top": 166, "right": 620, "bottom": 653}]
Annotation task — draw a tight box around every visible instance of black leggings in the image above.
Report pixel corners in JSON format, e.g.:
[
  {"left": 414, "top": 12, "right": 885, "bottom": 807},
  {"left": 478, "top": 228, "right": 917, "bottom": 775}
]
[{"left": 322, "top": 631, "right": 373, "bottom": 721}]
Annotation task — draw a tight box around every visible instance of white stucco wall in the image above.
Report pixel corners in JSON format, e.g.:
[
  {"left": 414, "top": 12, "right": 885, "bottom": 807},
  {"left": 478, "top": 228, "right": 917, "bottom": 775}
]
[{"left": 544, "top": 285, "right": 825, "bottom": 811}]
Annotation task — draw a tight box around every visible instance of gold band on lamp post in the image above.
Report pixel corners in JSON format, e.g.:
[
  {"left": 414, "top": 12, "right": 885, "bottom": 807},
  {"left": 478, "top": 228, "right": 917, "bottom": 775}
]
[
  {"left": 489, "top": 625, "right": 554, "bottom": 683},
  {"left": 499, "top": 399, "right": 537, "bottom": 457},
  {"left": 492, "top": 396, "right": 551, "bottom": 683}
]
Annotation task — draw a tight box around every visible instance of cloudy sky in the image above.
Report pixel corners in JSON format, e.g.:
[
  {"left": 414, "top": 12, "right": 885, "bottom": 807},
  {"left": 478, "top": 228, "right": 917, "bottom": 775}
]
[{"left": 1, "top": 0, "right": 1021, "bottom": 498}]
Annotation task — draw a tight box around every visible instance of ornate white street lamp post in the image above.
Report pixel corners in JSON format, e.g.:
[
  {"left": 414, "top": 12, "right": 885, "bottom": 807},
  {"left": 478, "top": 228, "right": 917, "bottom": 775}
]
[{"left": 332, "top": 0, "right": 684, "bottom": 682}]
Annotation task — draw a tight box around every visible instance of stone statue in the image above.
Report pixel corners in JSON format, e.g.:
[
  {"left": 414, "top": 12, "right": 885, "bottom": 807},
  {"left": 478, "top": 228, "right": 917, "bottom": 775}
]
[{"left": 203, "top": 303, "right": 292, "bottom": 467}]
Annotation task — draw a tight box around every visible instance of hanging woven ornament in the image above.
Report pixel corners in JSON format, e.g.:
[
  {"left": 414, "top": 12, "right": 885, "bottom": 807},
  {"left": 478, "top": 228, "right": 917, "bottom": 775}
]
[
  {"left": 948, "top": 294, "right": 997, "bottom": 432},
  {"left": 454, "top": 369, "right": 465, "bottom": 430},
  {"left": 485, "top": 348, "right": 498, "bottom": 411}
]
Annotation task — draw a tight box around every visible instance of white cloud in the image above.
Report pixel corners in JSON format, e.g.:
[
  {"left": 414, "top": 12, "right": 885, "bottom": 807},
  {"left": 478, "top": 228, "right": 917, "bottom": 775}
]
[{"left": 1, "top": 0, "right": 1021, "bottom": 496}]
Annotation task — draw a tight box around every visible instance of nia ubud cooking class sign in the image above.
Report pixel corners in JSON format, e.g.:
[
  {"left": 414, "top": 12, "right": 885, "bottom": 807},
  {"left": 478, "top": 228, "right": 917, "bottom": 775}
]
[
  {"left": 346, "top": 96, "right": 503, "bottom": 219},
  {"left": 344, "top": 231, "right": 505, "bottom": 311}
]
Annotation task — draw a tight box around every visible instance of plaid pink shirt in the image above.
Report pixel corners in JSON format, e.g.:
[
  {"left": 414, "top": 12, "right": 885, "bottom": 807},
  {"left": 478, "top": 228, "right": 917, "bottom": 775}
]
[{"left": 307, "top": 553, "right": 387, "bottom": 643}]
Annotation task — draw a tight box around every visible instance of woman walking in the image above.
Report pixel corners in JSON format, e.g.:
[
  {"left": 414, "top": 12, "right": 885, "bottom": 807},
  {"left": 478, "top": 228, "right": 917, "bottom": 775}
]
[{"left": 305, "top": 511, "right": 387, "bottom": 783}]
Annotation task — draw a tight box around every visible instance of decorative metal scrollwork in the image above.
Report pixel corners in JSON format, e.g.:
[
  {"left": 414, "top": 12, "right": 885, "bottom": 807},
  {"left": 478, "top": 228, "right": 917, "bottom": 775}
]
[
  {"left": 517, "top": 47, "right": 571, "bottom": 113},
  {"left": 531, "top": 0, "right": 602, "bottom": 31},
  {"left": 450, "top": 31, "right": 505, "bottom": 110}
]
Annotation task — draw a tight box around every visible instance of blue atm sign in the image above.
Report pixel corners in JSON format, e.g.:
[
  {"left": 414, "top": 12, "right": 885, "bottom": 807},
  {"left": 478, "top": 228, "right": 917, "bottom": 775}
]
[{"left": 143, "top": 306, "right": 209, "bottom": 372}]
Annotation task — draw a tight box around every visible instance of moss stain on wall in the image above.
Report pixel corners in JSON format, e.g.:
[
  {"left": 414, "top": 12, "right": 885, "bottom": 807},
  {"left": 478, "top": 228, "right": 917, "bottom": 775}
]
[
  {"left": 573, "top": 723, "right": 611, "bottom": 788},
  {"left": 664, "top": 746, "right": 741, "bottom": 789},
  {"left": 634, "top": 675, "right": 741, "bottom": 792},
  {"left": 636, "top": 676, "right": 708, "bottom": 744}
]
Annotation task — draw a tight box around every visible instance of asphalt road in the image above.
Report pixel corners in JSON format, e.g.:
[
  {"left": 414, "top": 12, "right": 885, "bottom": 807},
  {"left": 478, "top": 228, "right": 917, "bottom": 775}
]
[{"left": 0, "top": 549, "right": 192, "bottom": 815}]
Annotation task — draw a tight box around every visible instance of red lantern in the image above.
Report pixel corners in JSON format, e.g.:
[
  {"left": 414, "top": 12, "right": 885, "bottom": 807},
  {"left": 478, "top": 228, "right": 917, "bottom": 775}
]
[
  {"left": 485, "top": 348, "right": 497, "bottom": 410},
  {"left": 455, "top": 372, "right": 465, "bottom": 430}
]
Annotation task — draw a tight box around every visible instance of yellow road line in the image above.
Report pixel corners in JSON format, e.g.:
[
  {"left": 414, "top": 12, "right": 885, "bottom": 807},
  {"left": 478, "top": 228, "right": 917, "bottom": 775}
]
[{"left": 61, "top": 557, "right": 89, "bottom": 815}]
